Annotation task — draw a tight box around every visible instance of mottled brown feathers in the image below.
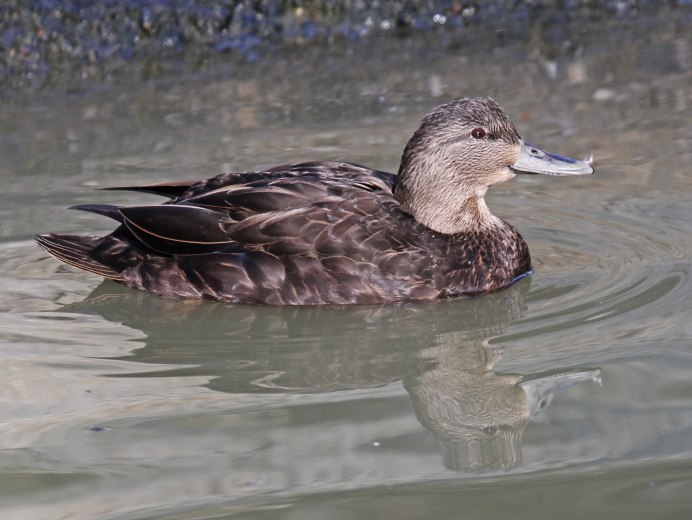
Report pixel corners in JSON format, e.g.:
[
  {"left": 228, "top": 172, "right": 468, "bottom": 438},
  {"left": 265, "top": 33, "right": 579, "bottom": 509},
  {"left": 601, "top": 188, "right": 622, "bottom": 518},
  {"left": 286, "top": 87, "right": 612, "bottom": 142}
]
[
  {"left": 37, "top": 98, "right": 535, "bottom": 305},
  {"left": 395, "top": 98, "right": 522, "bottom": 234}
]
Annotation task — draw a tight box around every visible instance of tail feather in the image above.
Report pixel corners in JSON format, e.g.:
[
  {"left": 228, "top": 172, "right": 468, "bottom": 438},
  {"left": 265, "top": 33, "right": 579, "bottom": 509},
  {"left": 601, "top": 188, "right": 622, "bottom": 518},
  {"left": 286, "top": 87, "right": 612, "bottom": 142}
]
[{"left": 35, "top": 234, "right": 123, "bottom": 281}]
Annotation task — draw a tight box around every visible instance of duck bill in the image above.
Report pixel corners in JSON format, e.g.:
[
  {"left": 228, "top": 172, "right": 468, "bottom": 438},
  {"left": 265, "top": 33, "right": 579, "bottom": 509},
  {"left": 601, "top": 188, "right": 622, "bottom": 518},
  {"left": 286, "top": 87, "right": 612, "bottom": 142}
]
[
  {"left": 518, "top": 368, "right": 601, "bottom": 418},
  {"left": 511, "top": 139, "right": 594, "bottom": 176}
]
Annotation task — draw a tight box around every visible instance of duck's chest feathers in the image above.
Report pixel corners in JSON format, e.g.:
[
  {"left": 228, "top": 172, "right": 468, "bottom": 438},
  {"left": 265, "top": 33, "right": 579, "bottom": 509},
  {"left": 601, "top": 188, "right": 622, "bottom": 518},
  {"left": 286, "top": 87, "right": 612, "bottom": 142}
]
[{"left": 436, "top": 223, "right": 531, "bottom": 297}]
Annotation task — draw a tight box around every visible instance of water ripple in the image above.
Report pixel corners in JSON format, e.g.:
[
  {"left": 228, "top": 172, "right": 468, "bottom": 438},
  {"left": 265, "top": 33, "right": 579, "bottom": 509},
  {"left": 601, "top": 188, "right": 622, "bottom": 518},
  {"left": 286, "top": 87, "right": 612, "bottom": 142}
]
[{"left": 503, "top": 194, "right": 691, "bottom": 342}]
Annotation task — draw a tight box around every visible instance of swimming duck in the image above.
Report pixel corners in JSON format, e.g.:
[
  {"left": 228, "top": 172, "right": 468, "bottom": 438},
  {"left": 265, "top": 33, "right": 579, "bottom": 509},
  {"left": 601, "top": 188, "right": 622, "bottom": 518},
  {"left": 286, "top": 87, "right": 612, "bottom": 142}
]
[{"left": 36, "top": 97, "right": 593, "bottom": 305}]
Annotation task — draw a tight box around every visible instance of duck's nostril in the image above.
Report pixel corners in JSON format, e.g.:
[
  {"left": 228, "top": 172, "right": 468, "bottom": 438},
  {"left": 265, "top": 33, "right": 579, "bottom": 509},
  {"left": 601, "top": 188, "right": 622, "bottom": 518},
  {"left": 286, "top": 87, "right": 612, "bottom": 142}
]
[{"left": 531, "top": 149, "right": 539, "bottom": 154}]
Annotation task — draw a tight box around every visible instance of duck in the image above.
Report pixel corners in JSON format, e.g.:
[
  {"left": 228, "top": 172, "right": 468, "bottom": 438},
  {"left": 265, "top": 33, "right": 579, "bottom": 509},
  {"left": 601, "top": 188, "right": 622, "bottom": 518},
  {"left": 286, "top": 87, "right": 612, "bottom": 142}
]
[{"left": 36, "top": 97, "right": 593, "bottom": 305}]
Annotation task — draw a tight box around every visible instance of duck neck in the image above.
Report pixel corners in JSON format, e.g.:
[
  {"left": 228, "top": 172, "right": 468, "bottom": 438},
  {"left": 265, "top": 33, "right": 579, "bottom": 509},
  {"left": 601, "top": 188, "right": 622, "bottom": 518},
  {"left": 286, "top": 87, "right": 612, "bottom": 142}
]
[{"left": 395, "top": 172, "right": 501, "bottom": 235}]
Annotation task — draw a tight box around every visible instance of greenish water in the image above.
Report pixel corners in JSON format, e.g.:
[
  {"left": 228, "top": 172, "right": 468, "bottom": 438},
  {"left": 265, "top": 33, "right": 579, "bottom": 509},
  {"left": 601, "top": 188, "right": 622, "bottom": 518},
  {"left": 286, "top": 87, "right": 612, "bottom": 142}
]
[{"left": 0, "top": 13, "right": 691, "bottom": 520}]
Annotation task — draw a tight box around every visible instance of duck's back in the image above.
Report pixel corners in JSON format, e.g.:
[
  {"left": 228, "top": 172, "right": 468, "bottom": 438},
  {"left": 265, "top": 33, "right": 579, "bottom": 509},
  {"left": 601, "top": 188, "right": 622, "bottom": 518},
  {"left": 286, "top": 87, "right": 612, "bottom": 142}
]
[{"left": 36, "top": 161, "right": 530, "bottom": 305}]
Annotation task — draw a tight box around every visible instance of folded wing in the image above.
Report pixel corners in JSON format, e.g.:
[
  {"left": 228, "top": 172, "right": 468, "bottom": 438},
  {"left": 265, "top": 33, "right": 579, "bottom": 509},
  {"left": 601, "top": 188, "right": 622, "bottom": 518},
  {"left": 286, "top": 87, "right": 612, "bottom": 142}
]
[{"left": 82, "top": 162, "right": 406, "bottom": 259}]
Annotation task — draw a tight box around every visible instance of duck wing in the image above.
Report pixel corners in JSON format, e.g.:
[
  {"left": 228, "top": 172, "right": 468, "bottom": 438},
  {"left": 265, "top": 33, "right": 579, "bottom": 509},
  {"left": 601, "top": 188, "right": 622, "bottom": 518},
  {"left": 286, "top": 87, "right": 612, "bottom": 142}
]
[
  {"left": 172, "top": 161, "right": 397, "bottom": 202},
  {"left": 117, "top": 204, "right": 241, "bottom": 255},
  {"left": 113, "top": 164, "right": 406, "bottom": 258},
  {"left": 99, "top": 178, "right": 201, "bottom": 198},
  {"left": 94, "top": 161, "right": 396, "bottom": 202},
  {"left": 38, "top": 162, "right": 434, "bottom": 303}
]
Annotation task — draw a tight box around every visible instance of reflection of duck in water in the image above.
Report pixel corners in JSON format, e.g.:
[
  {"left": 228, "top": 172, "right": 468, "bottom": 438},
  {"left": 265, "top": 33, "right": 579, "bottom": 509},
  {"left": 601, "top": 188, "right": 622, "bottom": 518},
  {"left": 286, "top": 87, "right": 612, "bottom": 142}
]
[
  {"left": 61, "top": 276, "right": 532, "bottom": 394},
  {"left": 403, "top": 334, "right": 600, "bottom": 471},
  {"left": 37, "top": 97, "right": 592, "bottom": 304},
  {"left": 64, "top": 279, "right": 598, "bottom": 472}
]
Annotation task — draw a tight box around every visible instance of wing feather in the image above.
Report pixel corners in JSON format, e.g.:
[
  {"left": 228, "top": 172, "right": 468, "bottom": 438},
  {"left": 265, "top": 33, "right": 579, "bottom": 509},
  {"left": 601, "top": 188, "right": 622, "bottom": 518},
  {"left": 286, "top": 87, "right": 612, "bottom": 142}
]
[
  {"left": 99, "top": 179, "right": 201, "bottom": 198},
  {"left": 110, "top": 166, "right": 408, "bottom": 262},
  {"left": 46, "top": 161, "right": 441, "bottom": 304},
  {"left": 119, "top": 205, "right": 231, "bottom": 244}
]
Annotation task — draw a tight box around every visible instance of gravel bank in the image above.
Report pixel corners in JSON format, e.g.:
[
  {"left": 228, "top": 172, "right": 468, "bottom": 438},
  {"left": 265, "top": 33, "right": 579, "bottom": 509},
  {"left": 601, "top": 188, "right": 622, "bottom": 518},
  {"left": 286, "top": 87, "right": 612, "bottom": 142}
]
[{"left": 0, "top": 0, "right": 686, "bottom": 93}]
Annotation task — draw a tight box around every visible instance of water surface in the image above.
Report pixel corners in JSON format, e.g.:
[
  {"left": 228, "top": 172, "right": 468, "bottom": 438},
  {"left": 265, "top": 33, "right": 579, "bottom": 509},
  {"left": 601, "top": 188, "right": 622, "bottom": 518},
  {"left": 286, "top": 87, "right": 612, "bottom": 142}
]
[{"left": 0, "top": 13, "right": 691, "bottom": 520}]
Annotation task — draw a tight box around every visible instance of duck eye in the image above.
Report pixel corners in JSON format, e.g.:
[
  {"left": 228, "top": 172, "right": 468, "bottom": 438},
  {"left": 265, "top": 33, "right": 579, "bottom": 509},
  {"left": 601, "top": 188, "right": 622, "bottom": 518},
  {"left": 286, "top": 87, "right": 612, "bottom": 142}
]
[{"left": 471, "top": 128, "right": 486, "bottom": 139}]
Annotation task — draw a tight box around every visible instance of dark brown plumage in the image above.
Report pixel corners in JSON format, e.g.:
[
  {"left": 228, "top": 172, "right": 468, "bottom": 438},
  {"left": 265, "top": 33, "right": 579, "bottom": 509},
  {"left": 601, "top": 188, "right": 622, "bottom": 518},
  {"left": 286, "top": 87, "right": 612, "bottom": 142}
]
[{"left": 37, "top": 97, "right": 593, "bottom": 305}]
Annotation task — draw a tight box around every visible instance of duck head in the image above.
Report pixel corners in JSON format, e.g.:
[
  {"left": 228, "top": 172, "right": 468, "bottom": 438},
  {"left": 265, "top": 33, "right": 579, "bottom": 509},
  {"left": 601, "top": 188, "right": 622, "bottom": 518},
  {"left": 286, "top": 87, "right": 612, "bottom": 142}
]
[{"left": 395, "top": 97, "right": 593, "bottom": 234}]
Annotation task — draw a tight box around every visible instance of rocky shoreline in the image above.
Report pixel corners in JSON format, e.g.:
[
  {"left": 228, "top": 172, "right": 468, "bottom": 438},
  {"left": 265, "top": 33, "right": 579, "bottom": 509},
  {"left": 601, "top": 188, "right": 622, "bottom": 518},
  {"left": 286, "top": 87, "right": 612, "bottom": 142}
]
[{"left": 1, "top": 0, "right": 685, "bottom": 94}]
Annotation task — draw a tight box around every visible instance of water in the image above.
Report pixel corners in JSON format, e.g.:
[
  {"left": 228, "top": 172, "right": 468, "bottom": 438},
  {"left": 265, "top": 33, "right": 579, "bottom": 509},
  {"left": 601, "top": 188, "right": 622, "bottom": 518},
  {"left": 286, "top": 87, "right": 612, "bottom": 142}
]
[{"left": 1, "top": 13, "right": 691, "bottom": 520}]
